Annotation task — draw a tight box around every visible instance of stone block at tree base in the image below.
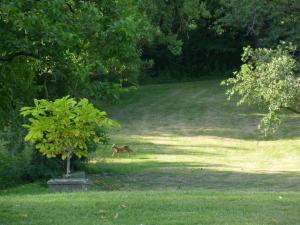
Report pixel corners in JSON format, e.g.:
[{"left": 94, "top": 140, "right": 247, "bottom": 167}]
[{"left": 47, "top": 178, "right": 92, "bottom": 192}]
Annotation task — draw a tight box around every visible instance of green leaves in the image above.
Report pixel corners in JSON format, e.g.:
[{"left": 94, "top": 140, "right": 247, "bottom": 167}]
[
  {"left": 222, "top": 44, "right": 300, "bottom": 135},
  {"left": 20, "top": 96, "right": 119, "bottom": 159},
  {"left": 216, "top": 0, "right": 300, "bottom": 47},
  {"left": 0, "top": 0, "right": 155, "bottom": 130}
]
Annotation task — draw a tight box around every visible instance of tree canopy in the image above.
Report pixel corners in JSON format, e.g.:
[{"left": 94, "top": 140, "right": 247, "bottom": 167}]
[{"left": 0, "top": 0, "right": 153, "bottom": 127}]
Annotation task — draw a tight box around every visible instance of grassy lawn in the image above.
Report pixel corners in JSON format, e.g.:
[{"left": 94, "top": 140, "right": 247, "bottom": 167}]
[
  {"left": 1, "top": 190, "right": 300, "bottom": 225},
  {"left": 1, "top": 79, "right": 300, "bottom": 224}
]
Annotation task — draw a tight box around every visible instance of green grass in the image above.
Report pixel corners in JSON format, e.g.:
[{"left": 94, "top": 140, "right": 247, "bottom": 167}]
[
  {"left": 1, "top": 79, "right": 300, "bottom": 224},
  {"left": 1, "top": 191, "right": 300, "bottom": 225}
]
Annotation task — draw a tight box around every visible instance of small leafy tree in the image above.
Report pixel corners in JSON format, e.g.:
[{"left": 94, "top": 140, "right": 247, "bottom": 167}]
[
  {"left": 20, "top": 96, "right": 119, "bottom": 177},
  {"left": 222, "top": 43, "right": 300, "bottom": 134}
]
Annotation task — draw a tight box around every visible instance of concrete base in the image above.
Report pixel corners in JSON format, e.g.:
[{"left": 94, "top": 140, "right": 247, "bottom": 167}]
[{"left": 47, "top": 178, "right": 92, "bottom": 192}]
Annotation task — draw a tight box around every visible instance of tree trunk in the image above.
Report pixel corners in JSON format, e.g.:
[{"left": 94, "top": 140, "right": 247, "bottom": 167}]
[{"left": 66, "top": 150, "right": 73, "bottom": 178}]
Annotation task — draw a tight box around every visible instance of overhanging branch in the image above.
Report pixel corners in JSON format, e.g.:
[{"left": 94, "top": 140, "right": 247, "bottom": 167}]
[
  {"left": 285, "top": 107, "right": 300, "bottom": 115},
  {"left": 280, "top": 105, "right": 300, "bottom": 114}
]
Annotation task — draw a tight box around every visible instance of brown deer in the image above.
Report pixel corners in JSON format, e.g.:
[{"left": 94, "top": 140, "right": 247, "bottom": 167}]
[{"left": 112, "top": 144, "right": 134, "bottom": 157}]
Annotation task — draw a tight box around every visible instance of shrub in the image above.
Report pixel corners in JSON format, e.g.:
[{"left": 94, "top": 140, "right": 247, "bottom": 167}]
[{"left": 0, "top": 139, "right": 31, "bottom": 188}]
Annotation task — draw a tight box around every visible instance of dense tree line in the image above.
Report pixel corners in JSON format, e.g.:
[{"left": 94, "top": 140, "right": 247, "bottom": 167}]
[{"left": 0, "top": 0, "right": 299, "bottom": 186}]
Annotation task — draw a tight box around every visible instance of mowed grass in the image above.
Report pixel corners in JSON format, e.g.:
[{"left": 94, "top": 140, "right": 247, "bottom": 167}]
[
  {"left": 1, "top": 190, "right": 300, "bottom": 225},
  {"left": 1, "top": 79, "right": 300, "bottom": 225}
]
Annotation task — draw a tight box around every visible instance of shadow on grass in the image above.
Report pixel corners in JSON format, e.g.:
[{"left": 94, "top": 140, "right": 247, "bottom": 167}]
[
  {"left": 87, "top": 160, "right": 300, "bottom": 192},
  {"left": 2, "top": 159, "right": 300, "bottom": 195},
  {"left": 0, "top": 182, "right": 48, "bottom": 196}
]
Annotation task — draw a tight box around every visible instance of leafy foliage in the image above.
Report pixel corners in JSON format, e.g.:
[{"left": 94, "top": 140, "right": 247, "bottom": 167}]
[
  {"left": 222, "top": 44, "right": 300, "bottom": 134},
  {"left": 141, "top": 0, "right": 246, "bottom": 81},
  {"left": 140, "top": 0, "right": 210, "bottom": 55},
  {"left": 216, "top": 0, "right": 300, "bottom": 46},
  {"left": 20, "top": 96, "right": 119, "bottom": 160},
  {"left": 0, "top": 0, "right": 153, "bottom": 127}
]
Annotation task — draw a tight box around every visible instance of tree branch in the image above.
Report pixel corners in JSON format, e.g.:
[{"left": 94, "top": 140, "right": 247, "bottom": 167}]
[
  {"left": 65, "top": 2, "right": 75, "bottom": 13},
  {"left": 285, "top": 107, "right": 300, "bottom": 115},
  {"left": 0, "top": 52, "right": 39, "bottom": 62},
  {"left": 246, "top": 10, "right": 256, "bottom": 36},
  {"left": 280, "top": 105, "right": 300, "bottom": 114}
]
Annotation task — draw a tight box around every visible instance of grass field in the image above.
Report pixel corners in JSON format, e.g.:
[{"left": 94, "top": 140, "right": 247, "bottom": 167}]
[{"left": 1, "top": 79, "right": 300, "bottom": 225}]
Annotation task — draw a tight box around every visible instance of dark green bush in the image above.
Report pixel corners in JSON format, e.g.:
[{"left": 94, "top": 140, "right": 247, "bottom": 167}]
[
  {"left": 23, "top": 151, "right": 64, "bottom": 181},
  {"left": 0, "top": 140, "right": 31, "bottom": 188}
]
